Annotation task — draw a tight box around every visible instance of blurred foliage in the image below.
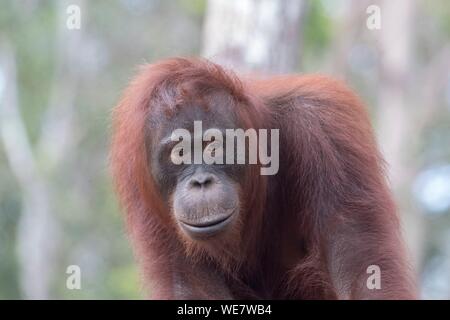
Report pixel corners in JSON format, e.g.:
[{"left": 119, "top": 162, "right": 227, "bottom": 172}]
[
  {"left": 0, "top": 152, "right": 21, "bottom": 299},
  {"left": 303, "top": 0, "right": 332, "bottom": 64},
  {"left": 0, "top": 0, "right": 449, "bottom": 299},
  {"left": 0, "top": 0, "right": 205, "bottom": 299}
]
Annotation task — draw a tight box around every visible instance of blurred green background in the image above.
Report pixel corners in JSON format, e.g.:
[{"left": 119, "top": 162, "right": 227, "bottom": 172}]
[{"left": 0, "top": 0, "right": 449, "bottom": 299}]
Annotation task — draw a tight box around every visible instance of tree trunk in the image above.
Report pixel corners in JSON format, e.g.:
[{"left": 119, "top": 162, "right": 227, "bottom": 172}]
[
  {"left": 0, "top": 0, "right": 85, "bottom": 298},
  {"left": 202, "top": 0, "right": 305, "bottom": 73},
  {"left": 376, "top": 0, "right": 424, "bottom": 269},
  {"left": 0, "top": 44, "right": 57, "bottom": 300}
]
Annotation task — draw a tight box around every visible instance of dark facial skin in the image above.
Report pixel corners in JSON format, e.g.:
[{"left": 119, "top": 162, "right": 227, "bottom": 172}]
[{"left": 148, "top": 96, "right": 244, "bottom": 240}]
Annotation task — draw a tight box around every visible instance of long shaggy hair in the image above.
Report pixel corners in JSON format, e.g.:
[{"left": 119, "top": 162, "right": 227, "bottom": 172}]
[{"left": 111, "top": 57, "right": 416, "bottom": 299}]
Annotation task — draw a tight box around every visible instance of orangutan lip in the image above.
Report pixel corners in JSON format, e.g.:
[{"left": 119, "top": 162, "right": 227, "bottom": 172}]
[{"left": 179, "top": 214, "right": 233, "bottom": 236}]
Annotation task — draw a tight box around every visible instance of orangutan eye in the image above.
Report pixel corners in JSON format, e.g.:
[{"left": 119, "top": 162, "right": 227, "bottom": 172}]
[
  {"left": 204, "top": 140, "right": 224, "bottom": 165},
  {"left": 170, "top": 146, "right": 187, "bottom": 164},
  {"left": 204, "top": 141, "right": 222, "bottom": 156}
]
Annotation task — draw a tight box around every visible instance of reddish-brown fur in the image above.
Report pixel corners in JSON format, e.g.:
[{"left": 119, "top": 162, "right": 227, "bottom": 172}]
[{"left": 111, "top": 58, "right": 416, "bottom": 299}]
